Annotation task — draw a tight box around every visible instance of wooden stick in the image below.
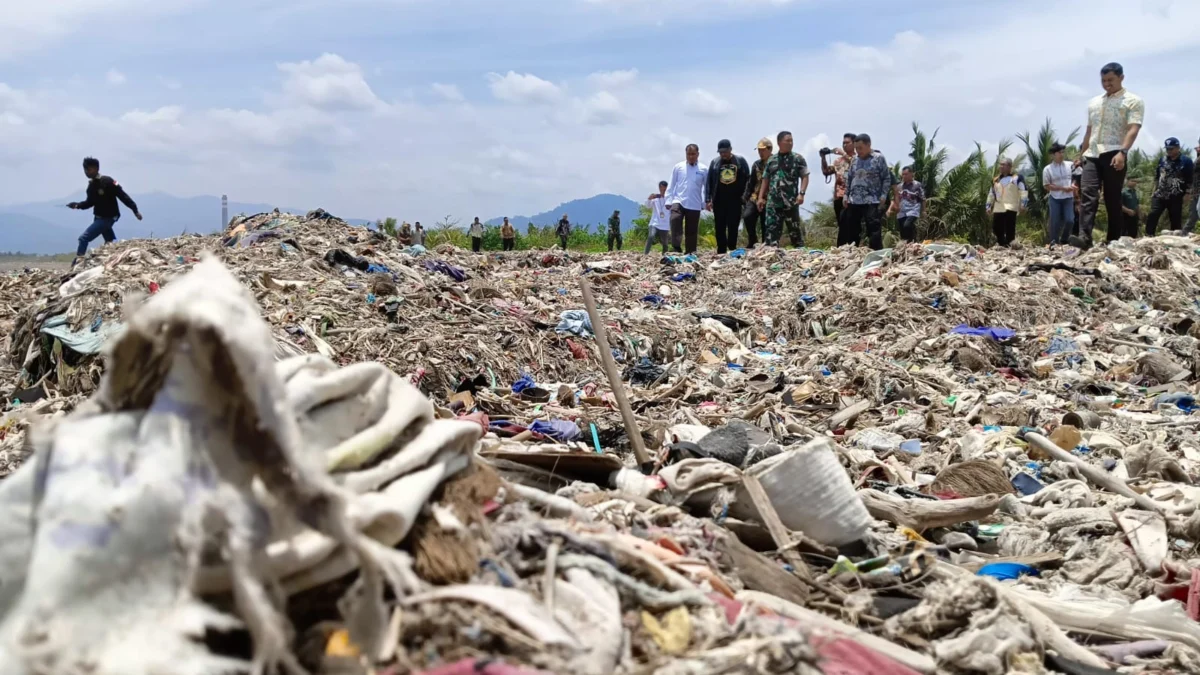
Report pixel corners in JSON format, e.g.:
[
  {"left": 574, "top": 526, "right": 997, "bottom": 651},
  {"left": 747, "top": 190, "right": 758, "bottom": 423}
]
[
  {"left": 858, "top": 489, "right": 1002, "bottom": 530},
  {"left": 822, "top": 399, "right": 871, "bottom": 430},
  {"left": 580, "top": 277, "right": 650, "bottom": 467},
  {"left": 741, "top": 475, "right": 813, "bottom": 581},
  {"left": 1024, "top": 432, "right": 1165, "bottom": 514}
]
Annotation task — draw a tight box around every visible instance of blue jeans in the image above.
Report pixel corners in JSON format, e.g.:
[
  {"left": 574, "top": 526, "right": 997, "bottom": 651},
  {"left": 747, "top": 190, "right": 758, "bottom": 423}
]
[
  {"left": 1048, "top": 197, "right": 1074, "bottom": 244},
  {"left": 77, "top": 216, "right": 118, "bottom": 256}
]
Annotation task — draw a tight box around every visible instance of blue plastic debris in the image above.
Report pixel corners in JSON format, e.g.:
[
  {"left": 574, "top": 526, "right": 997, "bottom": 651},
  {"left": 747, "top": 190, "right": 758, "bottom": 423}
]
[
  {"left": 511, "top": 374, "right": 536, "bottom": 394},
  {"left": 1011, "top": 472, "right": 1044, "bottom": 495},
  {"left": 951, "top": 324, "right": 1016, "bottom": 341},
  {"left": 977, "top": 562, "right": 1039, "bottom": 580}
]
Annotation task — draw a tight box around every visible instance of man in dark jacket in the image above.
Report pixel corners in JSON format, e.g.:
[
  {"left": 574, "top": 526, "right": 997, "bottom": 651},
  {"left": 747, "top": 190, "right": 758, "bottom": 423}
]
[
  {"left": 1145, "top": 137, "right": 1195, "bottom": 236},
  {"left": 606, "top": 210, "right": 622, "bottom": 251},
  {"left": 706, "top": 139, "right": 751, "bottom": 254},
  {"left": 67, "top": 156, "right": 142, "bottom": 265},
  {"left": 741, "top": 137, "right": 772, "bottom": 248}
]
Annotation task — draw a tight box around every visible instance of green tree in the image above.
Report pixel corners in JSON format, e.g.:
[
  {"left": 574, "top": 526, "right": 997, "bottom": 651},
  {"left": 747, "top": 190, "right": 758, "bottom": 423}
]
[{"left": 376, "top": 217, "right": 398, "bottom": 238}]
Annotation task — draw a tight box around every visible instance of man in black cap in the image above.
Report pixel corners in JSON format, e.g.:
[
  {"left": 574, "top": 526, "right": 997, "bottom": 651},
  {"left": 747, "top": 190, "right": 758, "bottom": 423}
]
[
  {"left": 741, "top": 137, "right": 773, "bottom": 248},
  {"left": 67, "top": 156, "right": 143, "bottom": 265},
  {"left": 1145, "top": 137, "right": 1194, "bottom": 236},
  {"left": 706, "top": 139, "right": 750, "bottom": 254}
]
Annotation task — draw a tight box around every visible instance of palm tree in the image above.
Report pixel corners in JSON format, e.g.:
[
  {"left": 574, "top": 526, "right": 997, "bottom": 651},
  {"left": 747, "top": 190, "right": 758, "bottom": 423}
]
[
  {"left": 907, "top": 123, "right": 949, "bottom": 199},
  {"left": 924, "top": 139, "right": 1018, "bottom": 244},
  {"left": 1016, "top": 118, "right": 1081, "bottom": 227}
]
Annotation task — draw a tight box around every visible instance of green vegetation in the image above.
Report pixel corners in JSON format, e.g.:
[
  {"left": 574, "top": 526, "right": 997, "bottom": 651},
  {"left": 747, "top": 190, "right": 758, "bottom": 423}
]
[{"left": 0, "top": 252, "right": 75, "bottom": 263}]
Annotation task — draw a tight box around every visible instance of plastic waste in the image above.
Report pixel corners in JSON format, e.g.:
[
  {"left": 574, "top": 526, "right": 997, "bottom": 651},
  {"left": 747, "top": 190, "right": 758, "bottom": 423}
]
[
  {"left": 511, "top": 374, "right": 536, "bottom": 394},
  {"left": 555, "top": 310, "right": 594, "bottom": 337},
  {"left": 950, "top": 324, "right": 1016, "bottom": 340},
  {"left": 58, "top": 266, "right": 105, "bottom": 298},
  {"left": 976, "top": 562, "right": 1039, "bottom": 580},
  {"left": 529, "top": 419, "right": 582, "bottom": 442}
]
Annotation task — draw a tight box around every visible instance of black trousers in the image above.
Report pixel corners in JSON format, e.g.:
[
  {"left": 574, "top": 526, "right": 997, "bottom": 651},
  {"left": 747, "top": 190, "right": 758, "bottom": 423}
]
[
  {"left": 502, "top": 238, "right": 514, "bottom": 251},
  {"left": 897, "top": 216, "right": 918, "bottom": 243},
  {"left": 607, "top": 231, "right": 623, "bottom": 251},
  {"left": 833, "top": 197, "right": 844, "bottom": 224},
  {"left": 1080, "top": 151, "right": 1126, "bottom": 243},
  {"left": 669, "top": 205, "right": 700, "bottom": 253},
  {"left": 713, "top": 199, "right": 741, "bottom": 253},
  {"left": 838, "top": 203, "right": 883, "bottom": 250},
  {"left": 471, "top": 236, "right": 482, "bottom": 252},
  {"left": 559, "top": 234, "right": 568, "bottom": 250},
  {"left": 1146, "top": 194, "right": 1183, "bottom": 236},
  {"left": 992, "top": 211, "right": 1017, "bottom": 247},
  {"left": 742, "top": 201, "right": 762, "bottom": 247}
]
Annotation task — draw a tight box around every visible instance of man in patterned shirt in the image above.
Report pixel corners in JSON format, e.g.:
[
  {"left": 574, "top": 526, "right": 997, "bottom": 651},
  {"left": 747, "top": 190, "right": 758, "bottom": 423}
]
[
  {"left": 755, "top": 130, "right": 809, "bottom": 248},
  {"left": 741, "top": 137, "right": 773, "bottom": 248},
  {"left": 1146, "top": 138, "right": 1195, "bottom": 236},
  {"left": 840, "top": 133, "right": 896, "bottom": 250},
  {"left": 821, "top": 132, "right": 856, "bottom": 224},
  {"left": 1072, "top": 62, "right": 1144, "bottom": 249}
]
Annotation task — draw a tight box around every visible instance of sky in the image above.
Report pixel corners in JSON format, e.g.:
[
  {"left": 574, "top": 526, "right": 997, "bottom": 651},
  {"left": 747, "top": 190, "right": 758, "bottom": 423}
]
[{"left": 2, "top": 0, "right": 1199, "bottom": 224}]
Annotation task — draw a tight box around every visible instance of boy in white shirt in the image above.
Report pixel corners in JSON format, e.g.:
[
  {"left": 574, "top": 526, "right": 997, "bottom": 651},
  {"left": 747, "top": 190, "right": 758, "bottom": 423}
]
[
  {"left": 1042, "top": 142, "right": 1076, "bottom": 245},
  {"left": 644, "top": 181, "right": 670, "bottom": 255}
]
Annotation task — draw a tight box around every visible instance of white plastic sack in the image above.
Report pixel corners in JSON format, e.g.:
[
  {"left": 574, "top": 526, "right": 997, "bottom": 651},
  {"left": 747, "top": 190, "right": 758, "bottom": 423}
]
[{"left": 0, "top": 259, "right": 480, "bottom": 675}]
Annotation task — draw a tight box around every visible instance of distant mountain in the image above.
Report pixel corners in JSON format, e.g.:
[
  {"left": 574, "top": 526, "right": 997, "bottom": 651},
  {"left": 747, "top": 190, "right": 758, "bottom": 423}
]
[
  {"left": 486, "top": 193, "right": 642, "bottom": 232},
  {"left": 0, "top": 192, "right": 371, "bottom": 254}
]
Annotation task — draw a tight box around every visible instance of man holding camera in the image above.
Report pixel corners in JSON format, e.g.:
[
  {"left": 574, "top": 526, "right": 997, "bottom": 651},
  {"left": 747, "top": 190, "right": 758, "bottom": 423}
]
[{"left": 820, "top": 133, "right": 856, "bottom": 224}]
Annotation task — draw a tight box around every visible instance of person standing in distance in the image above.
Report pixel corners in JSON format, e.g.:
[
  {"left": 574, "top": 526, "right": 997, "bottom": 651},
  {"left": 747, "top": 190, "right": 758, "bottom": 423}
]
[
  {"left": 706, "top": 139, "right": 750, "bottom": 254},
  {"left": 606, "top": 210, "right": 623, "bottom": 251},
  {"left": 893, "top": 166, "right": 924, "bottom": 243},
  {"left": 839, "top": 134, "right": 895, "bottom": 250},
  {"left": 985, "top": 158, "right": 1027, "bottom": 247},
  {"left": 469, "top": 217, "right": 485, "bottom": 252},
  {"left": 741, "top": 138, "right": 773, "bottom": 248},
  {"left": 413, "top": 222, "right": 426, "bottom": 247},
  {"left": 66, "top": 157, "right": 142, "bottom": 265},
  {"left": 1145, "top": 137, "right": 1194, "bottom": 236},
  {"left": 500, "top": 217, "right": 516, "bottom": 250},
  {"left": 556, "top": 214, "right": 571, "bottom": 251},
  {"left": 645, "top": 181, "right": 671, "bottom": 255},
  {"left": 1042, "top": 142, "right": 1076, "bottom": 245},
  {"left": 665, "top": 144, "right": 708, "bottom": 254},
  {"left": 1072, "top": 62, "right": 1144, "bottom": 248},
  {"left": 755, "top": 131, "right": 809, "bottom": 248}
]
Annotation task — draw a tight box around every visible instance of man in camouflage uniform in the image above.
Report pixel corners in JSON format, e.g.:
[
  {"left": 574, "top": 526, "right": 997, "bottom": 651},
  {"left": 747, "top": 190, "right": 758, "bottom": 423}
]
[
  {"left": 606, "top": 209, "right": 623, "bottom": 251},
  {"left": 755, "top": 130, "right": 810, "bottom": 247}
]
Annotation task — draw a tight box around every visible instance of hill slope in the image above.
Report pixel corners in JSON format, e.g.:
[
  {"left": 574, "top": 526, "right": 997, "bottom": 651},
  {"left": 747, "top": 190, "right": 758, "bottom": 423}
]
[{"left": 486, "top": 193, "right": 642, "bottom": 232}]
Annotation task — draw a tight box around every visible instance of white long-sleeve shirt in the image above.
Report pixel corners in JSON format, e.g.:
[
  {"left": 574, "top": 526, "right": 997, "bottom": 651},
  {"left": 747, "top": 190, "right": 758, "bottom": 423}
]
[
  {"left": 647, "top": 196, "right": 670, "bottom": 231},
  {"left": 1042, "top": 161, "right": 1074, "bottom": 200},
  {"left": 666, "top": 161, "right": 708, "bottom": 211}
]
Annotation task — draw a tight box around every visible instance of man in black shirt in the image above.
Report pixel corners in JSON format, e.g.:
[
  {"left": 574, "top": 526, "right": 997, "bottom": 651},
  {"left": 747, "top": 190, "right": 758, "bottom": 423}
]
[
  {"left": 706, "top": 139, "right": 750, "bottom": 254},
  {"left": 67, "top": 157, "right": 142, "bottom": 264}
]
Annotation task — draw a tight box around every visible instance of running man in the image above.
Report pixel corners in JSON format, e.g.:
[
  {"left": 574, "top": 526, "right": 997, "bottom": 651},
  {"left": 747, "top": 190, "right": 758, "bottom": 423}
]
[{"left": 67, "top": 157, "right": 142, "bottom": 265}]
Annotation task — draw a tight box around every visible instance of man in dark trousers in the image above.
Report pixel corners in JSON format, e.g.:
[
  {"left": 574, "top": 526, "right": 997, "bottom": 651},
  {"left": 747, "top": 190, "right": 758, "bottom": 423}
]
[
  {"left": 1072, "top": 62, "right": 1144, "bottom": 248},
  {"left": 1145, "top": 137, "right": 1194, "bottom": 236},
  {"left": 67, "top": 157, "right": 142, "bottom": 264},
  {"left": 742, "top": 137, "right": 773, "bottom": 248},
  {"left": 706, "top": 139, "right": 750, "bottom": 254},
  {"left": 606, "top": 210, "right": 623, "bottom": 251}
]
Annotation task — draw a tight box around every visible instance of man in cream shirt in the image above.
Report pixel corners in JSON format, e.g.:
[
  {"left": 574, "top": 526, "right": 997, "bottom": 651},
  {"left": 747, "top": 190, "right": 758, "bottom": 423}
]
[
  {"left": 644, "top": 180, "right": 671, "bottom": 255},
  {"left": 1072, "top": 62, "right": 1144, "bottom": 248}
]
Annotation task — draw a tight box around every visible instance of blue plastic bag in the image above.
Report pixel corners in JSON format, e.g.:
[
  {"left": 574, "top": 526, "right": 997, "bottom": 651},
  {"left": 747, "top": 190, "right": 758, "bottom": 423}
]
[
  {"left": 511, "top": 374, "right": 536, "bottom": 394},
  {"left": 530, "top": 419, "right": 582, "bottom": 442},
  {"left": 729, "top": 248, "right": 746, "bottom": 259},
  {"left": 950, "top": 324, "right": 1016, "bottom": 341}
]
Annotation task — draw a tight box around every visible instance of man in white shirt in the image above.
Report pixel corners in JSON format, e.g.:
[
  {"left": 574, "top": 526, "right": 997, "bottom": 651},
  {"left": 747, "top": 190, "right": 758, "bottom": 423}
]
[
  {"left": 644, "top": 180, "right": 670, "bottom": 255},
  {"left": 1072, "top": 62, "right": 1144, "bottom": 249},
  {"left": 665, "top": 143, "right": 708, "bottom": 254},
  {"left": 1042, "top": 142, "right": 1076, "bottom": 245},
  {"left": 469, "top": 216, "right": 485, "bottom": 252}
]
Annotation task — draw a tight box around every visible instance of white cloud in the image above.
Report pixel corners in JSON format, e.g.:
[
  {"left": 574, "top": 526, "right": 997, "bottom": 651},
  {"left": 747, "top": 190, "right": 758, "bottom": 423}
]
[
  {"left": 801, "top": 133, "right": 832, "bottom": 156},
  {"left": 681, "top": 88, "right": 731, "bottom": 117},
  {"left": 1049, "top": 80, "right": 1087, "bottom": 98},
  {"left": 158, "top": 76, "right": 183, "bottom": 90},
  {"left": 121, "top": 106, "right": 183, "bottom": 126},
  {"left": 613, "top": 152, "right": 648, "bottom": 166},
  {"left": 1003, "top": 98, "right": 1036, "bottom": 118},
  {"left": 106, "top": 69, "right": 127, "bottom": 86},
  {"left": 278, "top": 53, "right": 383, "bottom": 111},
  {"left": 0, "top": 0, "right": 197, "bottom": 59},
  {"left": 431, "top": 82, "right": 464, "bottom": 102},
  {"left": 582, "top": 91, "right": 623, "bottom": 125},
  {"left": 587, "top": 68, "right": 638, "bottom": 88},
  {"left": 487, "top": 71, "right": 562, "bottom": 104}
]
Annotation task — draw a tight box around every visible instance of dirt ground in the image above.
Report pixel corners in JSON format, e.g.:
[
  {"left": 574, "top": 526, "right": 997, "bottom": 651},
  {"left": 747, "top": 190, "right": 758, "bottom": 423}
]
[{"left": 0, "top": 261, "right": 69, "bottom": 273}]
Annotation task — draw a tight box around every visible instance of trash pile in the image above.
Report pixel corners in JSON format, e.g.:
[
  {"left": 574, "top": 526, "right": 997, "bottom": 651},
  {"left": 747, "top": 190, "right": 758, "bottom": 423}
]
[{"left": 2, "top": 208, "right": 1200, "bottom": 673}]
